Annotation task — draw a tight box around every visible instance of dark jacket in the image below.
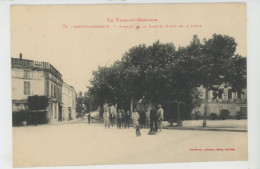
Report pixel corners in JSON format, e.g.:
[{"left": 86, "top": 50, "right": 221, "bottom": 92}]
[{"left": 150, "top": 108, "right": 158, "bottom": 120}]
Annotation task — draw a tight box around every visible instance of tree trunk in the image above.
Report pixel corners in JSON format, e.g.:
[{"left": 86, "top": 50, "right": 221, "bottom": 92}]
[
  {"left": 34, "top": 110, "right": 38, "bottom": 126},
  {"left": 177, "top": 100, "right": 180, "bottom": 122},
  {"left": 99, "top": 105, "right": 104, "bottom": 118},
  {"left": 176, "top": 100, "right": 183, "bottom": 127},
  {"left": 148, "top": 99, "right": 152, "bottom": 112},
  {"left": 130, "top": 97, "right": 133, "bottom": 113},
  {"left": 203, "top": 88, "right": 209, "bottom": 127}
]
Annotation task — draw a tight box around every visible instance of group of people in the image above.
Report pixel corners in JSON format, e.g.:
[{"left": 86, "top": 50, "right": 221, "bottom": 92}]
[
  {"left": 149, "top": 104, "right": 164, "bottom": 134},
  {"left": 103, "top": 109, "right": 139, "bottom": 129},
  {"left": 102, "top": 104, "right": 164, "bottom": 135}
]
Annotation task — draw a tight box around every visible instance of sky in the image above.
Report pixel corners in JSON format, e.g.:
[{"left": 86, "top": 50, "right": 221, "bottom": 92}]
[{"left": 11, "top": 3, "right": 246, "bottom": 93}]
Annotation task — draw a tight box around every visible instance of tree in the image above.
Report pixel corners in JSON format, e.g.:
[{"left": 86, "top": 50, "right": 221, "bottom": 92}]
[
  {"left": 87, "top": 34, "right": 246, "bottom": 126},
  {"left": 198, "top": 34, "right": 240, "bottom": 127},
  {"left": 122, "top": 41, "right": 176, "bottom": 106},
  {"left": 83, "top": 92, "right": 96, "bottom": 113},
  {"left": 28, "top": 95, "right": 49, "bottom": 111},
  {"left": 76, "top": 91, "right": 87, "bottom": 116},
  {"left": 224, "top": 54, "right": 247, "bottom": 92},
  {"left": 88, "top": 62, "right": 128, "bottom": 114},
  {"left": 27, "top": 95, "right": 49, "bottom": 125},
  {"left": 88, "top": 66, "right": 114, "bottom": 107},
  {"left": 164, "top": 35, "right": 203, "bottom": 122},
  {"left": 191, "top": 89, "right": 203, "bottom": 111}
]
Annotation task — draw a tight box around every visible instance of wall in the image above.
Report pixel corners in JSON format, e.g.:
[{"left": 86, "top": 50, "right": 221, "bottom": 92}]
[
  {"left": 192, "top": 86, "right": 247, "bottom": 118},
  {"left": 192, "top": 102, "right": 247, "bottom": 117},
  {"left": 12, "top": 68, "right": 45, "bottom": 112},
  {"left": 62, "top": 83, "right": 77, "bottom": 120}
]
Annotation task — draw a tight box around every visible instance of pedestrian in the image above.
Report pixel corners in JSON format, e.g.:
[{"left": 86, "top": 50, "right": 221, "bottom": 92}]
[
  {"left": 122, "top": 110, "right": 126, "bottom": 128},
  {"left": 136, "top": 125, "right": 141, "bottom": 137},
  {"left": 87, "top": 113, "right": 91, "bottom": 124},
  {"left": 139, "top": 108, "right": 146, "bottom": 129},
  {"left": 157, "top": 104, "right": 164, "bottom": 133},
  {"left": 103, "top": 108, "right": 110, "bottom": 128},
  {"left": 117, "top": 110, "right": 123, "bottom": 129},
  {"left": 149, "top": 105, "right": 158, "bottom": 135},
  {"left": 125, "top": 111, "right": 131, "bottom": 128},
  {"left": 132, "top": 109, "right": 139, "bottom": 129},
  {"left": 145, "top": 110, "right": 150, "bottom": 129},
  {"left": 109, "top": 112, "right": 115, "bottom": 127}
]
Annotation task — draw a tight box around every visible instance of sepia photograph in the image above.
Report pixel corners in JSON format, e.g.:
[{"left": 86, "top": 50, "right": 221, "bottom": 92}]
[{"left": 7, "top": 2, "right": 250, "bottom": 168}]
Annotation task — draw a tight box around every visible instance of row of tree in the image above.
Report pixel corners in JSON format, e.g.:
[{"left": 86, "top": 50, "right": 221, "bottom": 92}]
[{"left": 87, "top": 34, "right": 246, "bottom": 126}]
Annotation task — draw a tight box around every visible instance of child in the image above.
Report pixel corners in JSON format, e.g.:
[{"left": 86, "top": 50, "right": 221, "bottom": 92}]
[{"left": 136, "top": 125, "right": 141, "bottom": 137}]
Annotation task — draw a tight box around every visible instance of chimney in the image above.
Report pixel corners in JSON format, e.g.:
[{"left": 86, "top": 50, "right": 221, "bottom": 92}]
[{"left": 19, "top": 53, "right": 22, "bottom": 59}]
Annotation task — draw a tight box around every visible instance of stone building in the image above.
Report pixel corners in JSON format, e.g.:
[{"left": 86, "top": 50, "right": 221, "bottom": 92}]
[
  {"left": 62, "top": 82, "right": 77, "bottom": 120},
  {"left": 191, "top": 85, "right": 247, "bottom": 118},
  {"left": 11, "top": 54, "right": 77, "bottom": 124}
]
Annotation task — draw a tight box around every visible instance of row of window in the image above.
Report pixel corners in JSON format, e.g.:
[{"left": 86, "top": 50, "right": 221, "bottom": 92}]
[
  {"left": 23, "top": 80, "right": 74, "bottom": 105},
  {"left": 23, "top": 80, "right": 62, "bottom": 99},
  {"left": 227, "top": 89, "right": 242, "bottom": 99},
  {"left": 46, "top": 80, "right": 61, "bottom": 100},
  {"left": 206, "top": 89, "right": 243, "bottom": 100},
  {"left": 22, "top": 70, "right": 65, "bottom": 101}
]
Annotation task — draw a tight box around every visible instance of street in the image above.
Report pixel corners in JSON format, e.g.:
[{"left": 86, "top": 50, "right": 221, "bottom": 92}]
[{"left": 13, "top": 116, "right": 248, "bottom": 167}]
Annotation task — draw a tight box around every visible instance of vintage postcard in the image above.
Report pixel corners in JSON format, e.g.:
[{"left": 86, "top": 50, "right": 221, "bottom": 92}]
[{"left": 11, "top": 3, "right": 247, "bottom": 167}]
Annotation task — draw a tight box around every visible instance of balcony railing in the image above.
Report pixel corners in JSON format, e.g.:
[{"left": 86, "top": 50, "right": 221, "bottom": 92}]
[
  {"left": 12, "top": 58, "right": 62, "bottom": 78},
  {"left": 12, "top": 58, "right": 33, "bottom": 67},
  {"left": 207, "top": 98, "right": 247, "bottom": 104}
]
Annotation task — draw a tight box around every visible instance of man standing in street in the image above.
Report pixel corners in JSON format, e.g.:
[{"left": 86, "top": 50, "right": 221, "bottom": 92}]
[
  {"left": 87, "top": 113, "right": 91, "bottom": 124},
  {"left": 139, "top": 108, "right": 146, "bottom": 129},
  {"left": 157, "top": 104, "right": 164, "bottom": 133},
  {"left": 125, "top": 111, "right": 131, "bottom": 128},
  {"left": 109, "top": 112, "right": 115, "bottom": 127},
  {"left": 117, "top": 110, "right": 123, "bottom": 129},
  {"left": 103, "top": 108, "right": 110, "bottom": 128},
  {"left": 132, "top": 109, "right": 139, "bottom": 129},
  {"left": 145, "top": 110, "right": 150, "bottom": 129},
  {"left": 149, "top": 105, "right": 158, "bottom": 135}
]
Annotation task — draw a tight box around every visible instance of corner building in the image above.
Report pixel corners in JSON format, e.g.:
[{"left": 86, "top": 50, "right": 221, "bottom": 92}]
[{"left": 11, "top": 54, "right": 76, "bottom": 124}]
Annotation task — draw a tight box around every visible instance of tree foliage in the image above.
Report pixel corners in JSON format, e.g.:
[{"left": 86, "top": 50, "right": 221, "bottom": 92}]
[
  {"left": 196, "top": 34, "right": 246, "bottom": 126},
  {"left": 28, "top": 95, "right": 49, "bottom": 111},
  {"left": 87, "top": 34, "right": 246, "bottom": 123}
]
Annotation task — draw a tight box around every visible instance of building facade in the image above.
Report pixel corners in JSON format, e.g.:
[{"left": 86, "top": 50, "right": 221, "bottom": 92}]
[
  {"left": 12, "top": 54, "right": 77, "bottom": 124},
  {"left": 62, "top": 82, "right": 77, "bottom": 120},
  {"left": 191, "top": 85, "right": 247, "bottom": 117}
]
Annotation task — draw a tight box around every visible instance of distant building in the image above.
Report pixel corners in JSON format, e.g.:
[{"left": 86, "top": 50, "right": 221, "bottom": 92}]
[
  {"left": 192, "top": 85, "right": 247, "bottom": 117},
  {"left": 62, "top": 82, "right": 77, "bottom": 120},
  {"left": 11, "top": 54, "right": 77, "bottom": 124}
]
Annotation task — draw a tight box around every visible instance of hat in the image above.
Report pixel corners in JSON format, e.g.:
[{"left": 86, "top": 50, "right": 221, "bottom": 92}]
[{"left": 158, "top": 104, "right": 162, "bottom": 107}]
